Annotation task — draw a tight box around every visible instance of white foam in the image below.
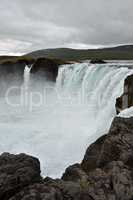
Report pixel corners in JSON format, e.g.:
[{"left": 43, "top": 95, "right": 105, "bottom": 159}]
[{"left": 0, "top": 63, "right": 133, "bottom": 178}]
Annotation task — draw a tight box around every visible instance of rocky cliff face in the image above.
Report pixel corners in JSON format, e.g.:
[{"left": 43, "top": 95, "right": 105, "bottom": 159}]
[
  {"left": 0, "top": 60, "right": 26, "bottom": 96},
  {"left": 116, "top": 74, "right": 133, "bottom": 114},
  {"left": 0, "top": 60, "right": 25, "bottom": 79},
  {"left": 1, "top": 116, "right": 133, "bottom": 200},
  {"left": 0, "top": 56, "right": 68, "bottom": 96},
  {"left": 30, "top": 57, "right": 67, "bottom": 82}
]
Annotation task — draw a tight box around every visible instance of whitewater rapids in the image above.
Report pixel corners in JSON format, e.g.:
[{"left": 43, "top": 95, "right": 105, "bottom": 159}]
[{"left": 0, "top": 63, "right": 133, "bottom": 178}]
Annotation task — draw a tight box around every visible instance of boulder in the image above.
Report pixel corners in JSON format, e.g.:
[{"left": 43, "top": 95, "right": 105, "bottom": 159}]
[
  {"left": 81, "top": 117, "right": 133, "bottom": 172},
  {"left": 0, "top": 153, "right": 41, "bottom": 200},
  {"left": 62, "top": 164, "right": 88, "bottom": 182},
  {"left": 116, "top": 74, "right": 133, "bottom": 114},
  {"left": 81, "top": 135, "right": 107, "bottom": 174},
  {"left": 97, "top": 117, "right": 133, "bottom": 168}
]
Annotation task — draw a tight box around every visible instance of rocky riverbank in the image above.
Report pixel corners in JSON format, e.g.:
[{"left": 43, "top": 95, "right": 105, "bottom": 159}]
[
  {"left": 1, "top": 116, "right": 133, "bottom": 200},
  {"left": 116, "top": 74, "right": 133, "bottom": 114}
]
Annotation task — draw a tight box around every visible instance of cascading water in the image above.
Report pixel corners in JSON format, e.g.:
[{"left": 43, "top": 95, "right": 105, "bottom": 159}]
[
  {"left": 23, "top": 65, "right": 31, "bottom": 90},
  {"left": 0, "top": 62, "right": 132, "bottom": 178},
  {"left": 56, "top": 63, "right": 133, "bottom": 138}
]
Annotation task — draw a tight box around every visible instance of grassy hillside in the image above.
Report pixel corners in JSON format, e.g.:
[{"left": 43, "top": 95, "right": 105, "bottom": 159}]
[
  {"left": 1, "top": 45, "right": 133, "bottom": 64},
  {"left": 26, "top": 45, "right": 133, "bottom": 61},
  {"left": 0, "top": 56, "right": 35, "bottom": 65}
]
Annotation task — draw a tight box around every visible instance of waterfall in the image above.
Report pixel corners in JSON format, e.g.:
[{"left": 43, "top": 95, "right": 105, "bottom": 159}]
[
  {"left": 56, "top": 63, "right": 133, "bottom": 135},
  {"left": 0, "top": 62, "right": 133, "bottom": 178},
  {"left": 23, "top": 65, "right": 31, "bottom": 90}
]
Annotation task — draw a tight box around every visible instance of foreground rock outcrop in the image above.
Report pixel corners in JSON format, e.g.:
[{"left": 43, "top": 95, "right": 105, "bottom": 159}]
[
  {"left": 1, "top": 116, "right": 133, "bottom": 199},
  {"left": 81, "top": 117, "right": 133, "bottom": 171},
  {"left": 0, "top": 153, "right": 41, "bottom": 200},
  {"left": 116, "top": 74, "right": 133, "bottom": 114}
]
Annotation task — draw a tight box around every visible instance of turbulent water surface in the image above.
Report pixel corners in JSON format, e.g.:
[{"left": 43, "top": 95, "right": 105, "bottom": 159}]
[{"left": 0, "top": 62, "right": 133, "bottom": 177}]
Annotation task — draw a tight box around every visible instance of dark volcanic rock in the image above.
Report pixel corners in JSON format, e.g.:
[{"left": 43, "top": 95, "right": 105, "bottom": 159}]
[
  {"left": 44, "top": 178, "right": 82, "bottom": 200},
  {"left": 104, "top": 161, "right": 133, "bottom": 200},
  {"left": 0, "top": 60, "right": 25, "bottom": 76},
  {"left": 9, "top": 183, "right": 62, "bottom": 200},
  {"left": 84, "top": 161, "right": 133, "bottom": 200},
  {"left": 0, "top": 153, "right": 41, "bottom": 200},
  {"left": 116, "top": 74, "right": 133, "bottom": 114},
  {"left": 62, "top": 164, "right": 88, "bottom": 182},
  {"left": 30, "top": 57, "right": 66, "bottom": 81},
  {"left": 43, "top": 161, "right": 133, "bottom": 200},
  {"left": 81, "top": 117, "right": 133, "bottom": 172},
  {"left": 1, "top": 117, "right": 133, "bottom": 200},
  {"left": 81, "top": 135, "right": 107, "bottom": 174},
  {"left": 0, "top": 60, "right": 26, "bottom": 84},
  {"left": 90, "top": 59, "right": 106, "bottom": 64},
  {"left": 80, "top": 117, "right": 133, "bottom": 200},
  {"left": 97, "top": 117, "right": 133, "bottom": 168}
]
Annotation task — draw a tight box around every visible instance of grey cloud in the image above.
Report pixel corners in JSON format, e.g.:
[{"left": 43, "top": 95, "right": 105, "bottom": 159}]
[{"left": 0, "top": 0, "right": 133, "bottom": 54}]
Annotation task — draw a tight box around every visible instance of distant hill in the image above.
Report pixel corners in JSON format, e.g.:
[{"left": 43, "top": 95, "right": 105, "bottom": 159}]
[
  {"left": 0, "top": 45, "right": 133, "bottom": 64},
  {"left": 26, "top": 45, "right": 133, "bottom": 61}
]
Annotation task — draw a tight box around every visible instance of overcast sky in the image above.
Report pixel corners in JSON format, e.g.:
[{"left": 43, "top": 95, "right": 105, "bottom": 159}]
[{"left": 0, "top": 0, "right": 133, "bottom": 55}]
